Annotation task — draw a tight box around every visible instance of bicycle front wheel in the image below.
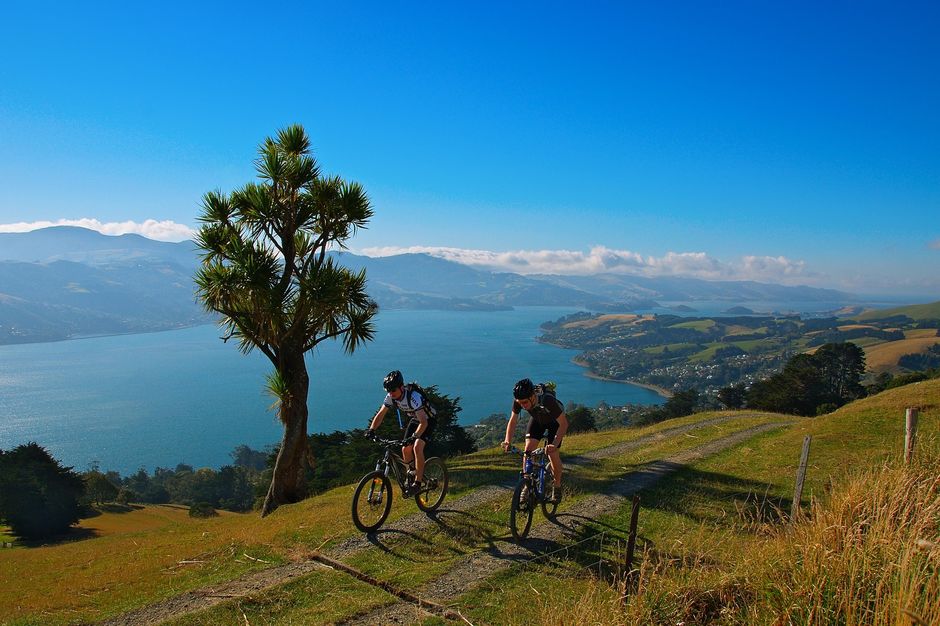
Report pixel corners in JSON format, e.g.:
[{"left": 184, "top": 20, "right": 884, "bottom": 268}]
[
  {"left": 415, "top": 457, "right": 448, "bottom": 512},
  {"left": 352, "top": 471, "right": 392, "bottom": 532},
  {"left": 509, "top": 477, "right": 534, "bottom": 541}
]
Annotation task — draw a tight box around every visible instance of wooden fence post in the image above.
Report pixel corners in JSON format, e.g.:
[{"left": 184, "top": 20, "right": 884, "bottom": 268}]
[
  {"left": 620, "top": 494, "right": 641, "bottom": 602},
  {"left": 791, "top": 435, "right": 812, "bottom": 521},
  {"left": 905, "top": 408, "right": 919, "bottom": 464}
]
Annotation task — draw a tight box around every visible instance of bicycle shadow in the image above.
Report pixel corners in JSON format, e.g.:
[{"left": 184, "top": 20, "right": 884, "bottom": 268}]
[
  {"left": 363, "top": 524, "right": 467, "bottom": 563},
  {"left": 548, "top": 512, "right": 631, "bottom": 542},
  {"left": 361, "top": 527, "right": 429, "bottom": 560},
  {"left": 424, "top": 508, "right": 506, "bottom": 553}
]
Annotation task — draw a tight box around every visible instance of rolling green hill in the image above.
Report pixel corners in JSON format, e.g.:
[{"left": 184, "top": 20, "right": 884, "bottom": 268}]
[
  {"left": 856, "top": 299, "right": 940, "bottom": 322},
  {"left": 1, "top": 379, "right": 938, "bottom": 624}
]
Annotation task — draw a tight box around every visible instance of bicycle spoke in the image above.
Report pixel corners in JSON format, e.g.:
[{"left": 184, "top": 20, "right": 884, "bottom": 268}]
[
  {"left": 415, "top": 457, "right": 448, "bottom": 512},
  {"left": 352, "top": 472, "right": 392, "bottom": 532}
]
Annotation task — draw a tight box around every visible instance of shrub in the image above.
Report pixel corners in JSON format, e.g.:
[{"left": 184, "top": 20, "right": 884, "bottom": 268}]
[
  {"left": 886, "top": 371, "right": 931, "bottom": 389},
  {"left": 0, "top": 443, "right": 84, "bottom": 539},
  {"left": 115, "top": 488, "right": 136, "bottom": 505},
  {"left": 567, "top": 405, "right": 597, "bottom": 433},
  {"left": 189, "top": 502, "right": 218, "bottom": 518}
]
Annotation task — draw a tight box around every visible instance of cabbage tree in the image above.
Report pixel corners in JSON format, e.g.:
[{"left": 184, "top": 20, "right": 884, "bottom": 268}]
[{"left": 195, "top": 125, "right": 376, "bottom": 516}]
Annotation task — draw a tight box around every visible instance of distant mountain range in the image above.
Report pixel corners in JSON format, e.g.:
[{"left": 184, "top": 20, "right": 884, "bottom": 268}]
[{"left": 0, "top": 227, "right": 854, "bottom": 344}]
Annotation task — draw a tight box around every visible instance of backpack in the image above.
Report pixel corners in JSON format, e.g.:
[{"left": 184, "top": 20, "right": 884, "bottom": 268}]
[
  {"left": 404, "top": 382, "right": 438, "bottom": 419},
  {"left": 535, "top": 381, "right": 557, "bottom": 404}
]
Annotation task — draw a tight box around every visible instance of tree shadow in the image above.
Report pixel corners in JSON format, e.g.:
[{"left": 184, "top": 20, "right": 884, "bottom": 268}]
[{"left": 15, "top": 526, "right": 100, "bottom": 547}]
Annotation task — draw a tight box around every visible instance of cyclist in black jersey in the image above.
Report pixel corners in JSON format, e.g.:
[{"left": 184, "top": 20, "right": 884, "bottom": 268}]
[
  {"left": 502, "top": 378, "right": 568, "bottom": 503},
  {"left": 366, "top": 370, "right": 436, "bottom": 496}
]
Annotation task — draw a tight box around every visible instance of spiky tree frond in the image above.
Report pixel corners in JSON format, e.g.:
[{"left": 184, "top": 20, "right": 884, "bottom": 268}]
[
  {"left": 276, "top": 124, "right": 310, "bottom": 156},
  {"left": 195, "top": 124, "right": 377, "bottom": 367}
]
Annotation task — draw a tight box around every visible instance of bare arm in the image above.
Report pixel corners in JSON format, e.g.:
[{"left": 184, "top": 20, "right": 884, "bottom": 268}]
[
  {"left": 411, "top": 407, "right": 429, "bottom": 437},
  {"left": 503, "top": 411, "right": 519, "bottom": 451},
  {"left": 548, "top": 413, "right": 568, "bottom": 449},
  {"left": 369, "top": 405, "right": 389, "bottom": 431}
]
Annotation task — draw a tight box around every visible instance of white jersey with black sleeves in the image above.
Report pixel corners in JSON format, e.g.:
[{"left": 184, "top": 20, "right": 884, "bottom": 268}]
[{"left": 383, "top": 389, "right": 425, "bottom": 417}]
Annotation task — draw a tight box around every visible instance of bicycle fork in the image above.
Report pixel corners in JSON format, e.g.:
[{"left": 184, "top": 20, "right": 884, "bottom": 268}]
[{"left": 367, "top": 456, "right": 391, "bottom": 504}]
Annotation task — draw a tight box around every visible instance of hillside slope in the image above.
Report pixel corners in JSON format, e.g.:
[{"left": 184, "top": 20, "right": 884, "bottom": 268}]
[
  {"left": 1, "top": 380, "right": 937, "bottom": 624},
  {"left": 856, "top": 299, "right": 940, "bottom": 321}
]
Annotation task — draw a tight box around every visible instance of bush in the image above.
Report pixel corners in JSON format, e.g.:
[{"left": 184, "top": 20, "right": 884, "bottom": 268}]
[
  {"left": 886, "top": 371, "right": 931, "bottom": 389},
  {"left": 115, "top": 488, "right": 136, "bottom": 505},
  {"left": 189, "top": 502, "right": 218, "bottom": 518},
  {"left": 567, "top": 405, "right": 597, "bottom": 433},
  {"left": 0, "top": 443, "right": 84, "bottom": 539},
  {"left": 83, "top": 471, "right": 119, "bottom": 505}
]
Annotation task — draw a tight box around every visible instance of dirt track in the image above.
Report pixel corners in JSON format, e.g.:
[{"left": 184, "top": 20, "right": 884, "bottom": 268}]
[
  {"left": 339, "top": 422, "right": 786, "bottom": 625},
  {"left": 99, "top": 415, "right": 783, "bottom": 626}
]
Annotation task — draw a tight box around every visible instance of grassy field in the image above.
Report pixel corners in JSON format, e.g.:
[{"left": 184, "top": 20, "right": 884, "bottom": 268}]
[
  {"left": 667, "top": 319, "right": 715, "bottom": 331},
  {"left": 905, "top": 328, "right": 940, "bottom": 339},
  {"left": 864, "top": 336, "right": 940, "bottom": 372},
  {"left": 2, "top": 380, "right": 938, "bottom": 624},
  {"left": 562, "top": 314, "right": 643, "bottom": 329},
  {"left": 455, "top": 380, "right": 940, "bottom": 625},
  {"left": 857, "top": 300, "right": 940, "bottom": 322}
]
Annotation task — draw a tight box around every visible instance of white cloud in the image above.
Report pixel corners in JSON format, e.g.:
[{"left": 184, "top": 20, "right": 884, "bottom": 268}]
[
  {"left": 357, "top": 245, "right": 817, "bottom": 284},
  {"left": 740, "top": 255, "right": 812, "bottom": 281},
  {"left": 0, "top": 219, "right": 194, "bottom": 242}
]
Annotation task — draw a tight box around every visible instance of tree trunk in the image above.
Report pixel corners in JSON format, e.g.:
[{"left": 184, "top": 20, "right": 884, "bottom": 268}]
[{"left": 261, "top": 351, "right": 311, "bottom": 517}]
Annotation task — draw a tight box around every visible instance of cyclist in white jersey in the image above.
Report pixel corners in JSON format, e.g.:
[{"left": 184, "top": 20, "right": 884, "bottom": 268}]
[{"left": 366, "top": 370, "right": 436, "bottom": 496}]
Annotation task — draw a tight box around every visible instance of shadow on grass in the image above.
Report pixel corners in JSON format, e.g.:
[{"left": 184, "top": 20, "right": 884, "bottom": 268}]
[
  {"left": 425, "top": 508, "right": 505, "bottom": 552},
  {"left": 364, "top": 527, "right": 429, "bottom": 560},
  {"left": 636, "top": 464, "right": 790, "bottom": 526},
  {"left": 15, "top": 526, "right": 100, "bottom": 547}
]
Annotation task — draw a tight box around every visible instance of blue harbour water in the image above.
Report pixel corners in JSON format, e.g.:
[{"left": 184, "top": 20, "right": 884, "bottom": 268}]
[{"left": 0, "top": 307, "right": 664, "bottom": 474}]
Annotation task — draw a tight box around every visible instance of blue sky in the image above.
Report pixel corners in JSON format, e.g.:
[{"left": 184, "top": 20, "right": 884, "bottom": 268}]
[{"left": 1, "top": 1, "right": 937, "bottom": 297}]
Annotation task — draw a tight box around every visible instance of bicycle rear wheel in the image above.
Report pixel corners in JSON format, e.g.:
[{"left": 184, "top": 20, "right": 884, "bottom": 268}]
[
  {"left": 510, "top": 477, "right": 534, "bottom": 541},
  {"left": 415, "top": 457, "right": 448, "bottom": 512},
  {"left": 352, "top": 471, "right": 392, "bottom": 532},
  {"left": 541, "top": 466, "right": 561, "bottom": 519}
]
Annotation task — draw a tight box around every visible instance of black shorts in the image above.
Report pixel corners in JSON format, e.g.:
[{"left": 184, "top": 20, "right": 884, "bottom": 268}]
[
  {"left": 404, "top": 417, "right": 436, "bottom": 443},
  {"left": 526, "top": 418, "right": 562, "bottom": 448}
]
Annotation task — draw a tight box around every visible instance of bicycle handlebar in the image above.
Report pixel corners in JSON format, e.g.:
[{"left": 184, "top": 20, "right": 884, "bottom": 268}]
[
  {"left": 506, "top": 445, "right": 545, "bottom": 457},
  {"left": 368, "top": 434, "right": 418, "bottom": 448}
]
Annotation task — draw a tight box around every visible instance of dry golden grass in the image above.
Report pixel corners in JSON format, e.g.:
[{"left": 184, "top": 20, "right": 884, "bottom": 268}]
[
  {"left": 905, "top": 328, "right": 940, "bottom": 339},
  {"left": 0, "top": 488, "right": 363, "bottom": 623},
  {"left": 865, "top": 337, "right": 940, "bottom": 372},
  {"left": 530, "top": 443, "right": 940, "bottom": 626},
  {"left": 838, "top": 324, "right": 880, "bottom": 331}
]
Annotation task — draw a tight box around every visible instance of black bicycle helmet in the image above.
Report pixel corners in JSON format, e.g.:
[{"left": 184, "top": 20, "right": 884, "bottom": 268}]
[
  {"left": 383, "top": 370, "right": 404, "bottom": 392},
  {"left": 513, "top": 378, "right": 535, "bottom": 399}
]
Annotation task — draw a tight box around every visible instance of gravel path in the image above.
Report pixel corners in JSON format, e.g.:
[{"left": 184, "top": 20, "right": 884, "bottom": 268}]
[{"left": 98, "top": 415, "right": 778, "bottom": 625}]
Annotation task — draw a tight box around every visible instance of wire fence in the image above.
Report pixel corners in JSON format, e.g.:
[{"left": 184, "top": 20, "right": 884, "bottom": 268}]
[{"left": 508, "top": 529, "right": 634, "bottom": 583}]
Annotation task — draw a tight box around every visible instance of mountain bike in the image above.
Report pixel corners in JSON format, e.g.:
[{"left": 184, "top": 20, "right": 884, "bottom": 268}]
[
  {"left": 507, "top": 443, "right": 562, "bottom": 541},
  {"left": 351, "top": 435, "right": 449, "bottom": 532}
]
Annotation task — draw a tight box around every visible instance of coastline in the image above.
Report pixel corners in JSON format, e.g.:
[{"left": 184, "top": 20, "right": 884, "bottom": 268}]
[
  {"left": 571, "top": 356, "right": 673, "bottom": 399},
  {"left": 0, "top": 321, "right": 213, "bottom": 349}
]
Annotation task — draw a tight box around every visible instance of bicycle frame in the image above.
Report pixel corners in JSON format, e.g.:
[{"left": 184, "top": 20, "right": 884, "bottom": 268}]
[
  {"left": 352, "top": 435, "right": 449, "bottom": 532},
  {"left": 372, "top": 438, "right": 415, "bottom": 494},
  {"left": 511, "top": 445, "right": 550, "bottom": 501}
]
